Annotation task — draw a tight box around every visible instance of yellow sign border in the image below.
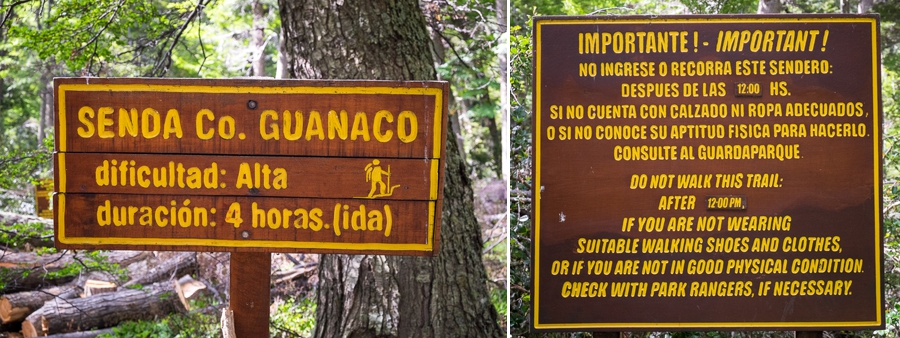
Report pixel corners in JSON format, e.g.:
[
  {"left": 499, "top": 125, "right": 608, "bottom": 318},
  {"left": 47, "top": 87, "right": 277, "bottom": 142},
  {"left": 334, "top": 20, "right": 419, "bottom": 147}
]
[
  {"left": 57, "top": 194, "right": 435, "bottom": 251},
  {"left": 56, "top": 82, "right": 443, "bottom": 252},
  {"left": 533, "top": 16, "right": 883, "bottom": 329}
]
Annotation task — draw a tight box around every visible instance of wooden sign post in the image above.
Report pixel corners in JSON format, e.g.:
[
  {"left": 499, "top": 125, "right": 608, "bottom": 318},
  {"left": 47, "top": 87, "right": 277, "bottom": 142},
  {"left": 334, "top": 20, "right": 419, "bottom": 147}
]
[
  {"left": 53, "top": 78, "right": 448, "bottom": 335},
  {"left": 532, "top": 15, "right": 883, "bottom": 332}
]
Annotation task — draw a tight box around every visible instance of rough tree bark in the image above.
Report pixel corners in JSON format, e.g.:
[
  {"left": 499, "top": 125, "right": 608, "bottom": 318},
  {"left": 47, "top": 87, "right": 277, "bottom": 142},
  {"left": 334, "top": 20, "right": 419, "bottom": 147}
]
[{"left": 277, "top": 1, "right": 502, "bottom": 337}]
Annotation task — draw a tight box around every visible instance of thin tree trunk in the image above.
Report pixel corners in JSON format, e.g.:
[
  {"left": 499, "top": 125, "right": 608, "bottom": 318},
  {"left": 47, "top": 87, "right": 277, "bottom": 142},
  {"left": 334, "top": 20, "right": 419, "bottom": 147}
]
[
  {"left": 38, "top": 72, "right": 51, "bottom": 145},
  {"left": 276, "top": 28, "right": 287, "bottom": 79},
  {"left": 497, "top": 0, "right": 509, "bottom": 181},
  {"left": 251, "top": 0, "right": 266, "bottom": 77},
  {"left": 278, "top": 0, "right": 502, "bottom": 337},
  {"left": 840, "top": 0, "right": 852, "bottom": 13},
  {"left": 484, "top": 114, "right": 503, "bottom": 179},
  {"left": 757, "top": 0, "right": 782, "bottom": 13},
  {"left": 858, "top": 0, "right": 872, "bottom": 13}
]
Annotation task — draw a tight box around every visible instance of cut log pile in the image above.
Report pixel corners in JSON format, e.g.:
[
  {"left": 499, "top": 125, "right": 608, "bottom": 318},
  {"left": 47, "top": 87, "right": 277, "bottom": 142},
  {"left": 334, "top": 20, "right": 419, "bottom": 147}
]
[
  {"left": 0, "top": 215, "right": 320, "bottom": 337},
  {"left": 0, "top": 249, "right": 204, "bottom": 337}
]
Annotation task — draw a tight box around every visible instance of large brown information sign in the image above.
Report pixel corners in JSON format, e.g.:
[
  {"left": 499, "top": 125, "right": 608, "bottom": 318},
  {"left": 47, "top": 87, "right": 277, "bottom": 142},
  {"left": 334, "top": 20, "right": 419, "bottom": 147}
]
[
  {"left": 532, "top": 15, "right": 883, "bottom": 330},
  {"left": 55, "top": 78, "right": 447, "bottom": 255}
]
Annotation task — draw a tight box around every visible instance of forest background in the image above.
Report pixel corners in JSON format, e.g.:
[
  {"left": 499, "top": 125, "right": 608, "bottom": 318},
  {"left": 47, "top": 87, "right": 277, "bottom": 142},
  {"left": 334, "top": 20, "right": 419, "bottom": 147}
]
[
  {"left": 0, "top": 0, "right": 508, "bottom": 336},
  {"left": 509, "top": 0, "right": 900, "bottom": 337}
]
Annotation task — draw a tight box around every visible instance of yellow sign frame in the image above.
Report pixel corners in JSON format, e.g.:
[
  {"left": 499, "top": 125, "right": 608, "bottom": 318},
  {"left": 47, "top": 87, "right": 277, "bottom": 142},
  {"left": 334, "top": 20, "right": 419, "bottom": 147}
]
[{"left": 532, "top": 15, "right": 883, "bottom": 330}]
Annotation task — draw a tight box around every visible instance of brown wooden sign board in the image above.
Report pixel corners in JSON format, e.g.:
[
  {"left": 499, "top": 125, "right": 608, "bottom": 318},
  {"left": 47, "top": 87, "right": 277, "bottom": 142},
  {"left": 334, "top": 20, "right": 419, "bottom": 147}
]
[
  {"left": 34, "top": 179, "right": 53, "bottom": 219},
  {"left": 532, "top": 15, "right": 883, "bottom": 331},
  {"left": 54, "top": 78, "right": 447, "bottom": 255}
]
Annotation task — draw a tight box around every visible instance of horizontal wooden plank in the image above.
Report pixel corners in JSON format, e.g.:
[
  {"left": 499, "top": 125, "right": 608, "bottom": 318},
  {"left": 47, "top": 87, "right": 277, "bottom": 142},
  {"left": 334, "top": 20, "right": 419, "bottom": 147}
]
[
  {"left": 55, "top": 193, "right": 439, "bottom": 255},
  {"left": 54, "top": 78, "right": 447, "bottom": 158},
  {"left": 57, "top": 153, "right": 440, "bottom": 200}
]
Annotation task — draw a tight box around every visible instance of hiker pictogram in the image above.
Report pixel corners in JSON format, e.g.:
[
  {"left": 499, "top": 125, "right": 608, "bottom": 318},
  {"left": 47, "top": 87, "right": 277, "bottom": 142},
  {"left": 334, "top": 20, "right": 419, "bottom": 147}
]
[{"left": 362, "top": 159, "right": 400, "bottom": 199}]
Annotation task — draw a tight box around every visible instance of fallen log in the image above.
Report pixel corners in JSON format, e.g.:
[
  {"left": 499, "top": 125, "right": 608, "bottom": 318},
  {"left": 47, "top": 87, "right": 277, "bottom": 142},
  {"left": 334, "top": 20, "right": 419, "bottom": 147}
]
[
  {"left": 18, "top": 271, "right": 123, "bottom": 334},
  {"left": 1, "top": 251, "right": 150, "bottom": 326},
  {"left": 21, "top": 281, "right": 181, "bottom": 337},
  {"left": 0, "top": 286, "right": 74, "bottom": 323},
  {"left": 0, "top": 251, "right": 76, "bottom": 293},
  {"left": 272, "top": 262, "right": 317, "bottom": 285},
  {"left": 0, "top": 211, "right": 53, "bottom": 248},
  {"left": 0, "top": 250, "right": 146, "bottom": 293},
  {"left": 123, "top": 252, "right": 198, "bottom": 287}
]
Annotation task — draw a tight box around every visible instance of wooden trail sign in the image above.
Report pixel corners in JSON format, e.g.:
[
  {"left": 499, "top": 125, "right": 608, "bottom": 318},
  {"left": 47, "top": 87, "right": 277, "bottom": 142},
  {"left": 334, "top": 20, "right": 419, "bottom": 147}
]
[
  {"left": 34, "top": 179, "right": 53, "bottom": 219},
  {"left": 532, "top": 15, "right": 883, "bottom": 331},
  {"left": 54, "top": 78, "right": 448, "bottom": 255}
]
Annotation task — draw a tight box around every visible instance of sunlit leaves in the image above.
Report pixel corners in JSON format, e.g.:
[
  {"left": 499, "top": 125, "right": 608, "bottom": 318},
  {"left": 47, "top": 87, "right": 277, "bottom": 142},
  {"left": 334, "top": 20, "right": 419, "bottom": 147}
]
[{"left": 8, "top": 0, "right": 204, "bottom": 76}]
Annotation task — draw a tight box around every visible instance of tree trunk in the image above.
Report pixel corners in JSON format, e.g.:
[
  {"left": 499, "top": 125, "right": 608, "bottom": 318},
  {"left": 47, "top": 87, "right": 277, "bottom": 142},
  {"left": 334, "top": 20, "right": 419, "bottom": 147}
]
[
  {"left": 484, "top": 113, "right": 503, "bottom": 179},
  {"left": 858, "top": 0, "right": 872, "bottom": 13},
  {"left": 757, "top": 0, "right": 782, "bottom": 13},
  {"left": 251, "top": 0, "right": 267, "bottom": 76},
  {"left": 839, "top": 0, "right": 851, "bottom": 13},
  {"left": 276, "top": 28, "right": 288, "bottom": 79},
  {"left": 277, "top": 0, "right": 502, "bottom": 337},
  {"left": 497, "top": 0, "right": 509, "bottom": 181}
]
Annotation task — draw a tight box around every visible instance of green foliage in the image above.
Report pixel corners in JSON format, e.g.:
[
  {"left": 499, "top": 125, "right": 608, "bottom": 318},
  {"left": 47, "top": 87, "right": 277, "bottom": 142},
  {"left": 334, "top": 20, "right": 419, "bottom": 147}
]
[
  {"left": 42, "top": 251, "right": 129, "bottom": 282},
  {"left": 168, "top": 0, "right": 281, "bottom": 78},
  {"left": 0, "top": 137, "right": 52, "bottom": 213},
  {"left": 270, "top": 296, "right": 316, "bottom": 337},
  {"left": 0, "top": 267, "right": 11, "bottom": 290},
  {"left": 0, "top": 221, "right": 52, "bottom": 249},
  {"left": 430, "top": 0, "right": 505, "bottom": 179},
  {"left": 0, "top": 250, "right": 127, "bottom": 294},
  {"left": 509, "top": 21, "right": 534, "bottom": 337},
  {"left": 104, "top": 320, "right": 176, "bottom": 338},
  {"left": 876, "top": 1, "right": 900, "bottom": 75},
  {"left": 491, "top": 282, "right": 508, "bottom": 320},
  {"left": 8, "top": 0, "right": 209, "bottom": 76},
  {"left": 784, "top": 0, "right": 839, "bottom": 15},
  {"left": 512, "top": 0, "right": 681, "bottom": 28},
  {"left": 34, "top": 246, "right": 56, "bottom": 255}
]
